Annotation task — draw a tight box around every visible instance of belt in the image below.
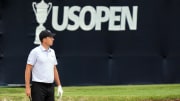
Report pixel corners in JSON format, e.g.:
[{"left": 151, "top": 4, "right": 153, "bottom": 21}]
[{"left": 32, "top": 81, "right": 54, "bottom": 87}]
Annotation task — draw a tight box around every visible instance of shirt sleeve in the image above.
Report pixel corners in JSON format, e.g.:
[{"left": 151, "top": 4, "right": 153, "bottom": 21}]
[
  {"left": 27, "top": 50, "right": 37, "bottom": 66},
  {"left": 53, "top": 50, "right": 58, "bottom": 65},
  {"left": 54, "top": 55, "right": 58, "bottom": 65}
]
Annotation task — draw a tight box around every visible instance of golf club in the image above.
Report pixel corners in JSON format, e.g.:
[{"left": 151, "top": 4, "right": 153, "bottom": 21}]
[
  {"left": 58, "top": 93, "right": 63, "bottom": 101},
  {"left": 29, "top": 96, "right": 32, "bottom": 101}
]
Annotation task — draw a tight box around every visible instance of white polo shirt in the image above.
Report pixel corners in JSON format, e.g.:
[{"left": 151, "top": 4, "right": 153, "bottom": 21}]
[{"left": 27, "top": 45, "right": 58, "bottom": 83}]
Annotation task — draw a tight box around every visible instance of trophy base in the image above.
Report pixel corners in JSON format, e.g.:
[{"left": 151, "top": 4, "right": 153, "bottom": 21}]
[
  {"left": 34, "top": 40, "right": 41, "bottom": 45},
  {"left": 34, "top": 25, "right": 46, "bottom": 45}
]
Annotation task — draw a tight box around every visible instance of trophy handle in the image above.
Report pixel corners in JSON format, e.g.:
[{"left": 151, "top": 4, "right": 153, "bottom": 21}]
[
  {"left": 47, "top": 3, "right": 52, "bottom": 15},
  {"left": 32, "top": 2, "right": 37, "bottom": 14}
]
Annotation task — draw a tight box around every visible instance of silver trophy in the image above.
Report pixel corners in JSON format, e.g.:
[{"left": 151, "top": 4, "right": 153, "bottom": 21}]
[{"left": 32, "top": 0, "right": 52, "bottom": 44}]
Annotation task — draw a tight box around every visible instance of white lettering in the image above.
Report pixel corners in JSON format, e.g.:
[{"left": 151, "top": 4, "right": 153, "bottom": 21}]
[
  {"left": 52, "top": 6, "right": 138, "bottom": 31},
  {"left": 52, "top": 6, "right": 69, "bottom": 31},
  {"left": 79, "top": 6, "right": 96, "bottom": 31},
  {"left": 67, "top": 6, "right": 81, "bottom": 31},
  {"left": 109, "top": 6, "right": 122, "bottom": 31},
  {"left": 121, "top": 6, "right": 138, "bottom": 30},
  {"left": 95, "top": 6, "right": 110, "bottom": 30}
]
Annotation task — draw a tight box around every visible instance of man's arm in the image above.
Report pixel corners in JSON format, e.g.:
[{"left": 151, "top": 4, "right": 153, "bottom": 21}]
[
  {"left": 25, "top": 64, "right": 32, "bottom": 97},
  {"left": 54, "top": 66, "right": 63, "bottom": 96},
  {"left": 54, "top": 66, "right": 61, "bottom": 86}
]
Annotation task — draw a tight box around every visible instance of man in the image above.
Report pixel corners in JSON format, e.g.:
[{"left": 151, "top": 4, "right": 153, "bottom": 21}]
[{"left": 25, "top": 30, "right": 63, "bottom": 101}]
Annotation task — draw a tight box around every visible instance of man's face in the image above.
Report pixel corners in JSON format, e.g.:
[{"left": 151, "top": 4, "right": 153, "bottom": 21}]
[{"left": 43, "top": 36, "right": 54, "bottom": 46}]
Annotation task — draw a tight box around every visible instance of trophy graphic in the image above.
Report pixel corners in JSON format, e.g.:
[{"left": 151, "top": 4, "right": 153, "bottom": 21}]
[{"left": 32, "top": 0, "right": 52, "bottom": 44}]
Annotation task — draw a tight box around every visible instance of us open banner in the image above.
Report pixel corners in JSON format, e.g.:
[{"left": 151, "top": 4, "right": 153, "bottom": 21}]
[
  {"left": 0, "top": 0, "right": 180, "bottom": 85},
  {"left": 32, "top": 0, "right": 138, "bottom": 44}
]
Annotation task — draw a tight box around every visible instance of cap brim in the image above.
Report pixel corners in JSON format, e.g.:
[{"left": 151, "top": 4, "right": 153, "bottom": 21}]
[{"left": 49, "top": 33, "right": 56, "bottom": 37}]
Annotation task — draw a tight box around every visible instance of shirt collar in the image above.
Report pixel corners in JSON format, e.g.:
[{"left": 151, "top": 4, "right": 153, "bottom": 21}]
[{"left": 40, "top": 45, "right": 51, "bottom": 52}]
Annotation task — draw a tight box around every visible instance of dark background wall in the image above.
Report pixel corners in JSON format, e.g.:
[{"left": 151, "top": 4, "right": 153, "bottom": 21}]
[{"left": 0, "top": 0, "right": 180, "bottom": 86}]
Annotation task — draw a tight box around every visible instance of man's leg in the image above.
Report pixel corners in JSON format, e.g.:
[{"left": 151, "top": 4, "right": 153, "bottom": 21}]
[
  {"left": 31, "top": 82, "right": 46, "bottom": 101},
  {"left": 45, "top": 86, "right": 55, "bottom": 101}
]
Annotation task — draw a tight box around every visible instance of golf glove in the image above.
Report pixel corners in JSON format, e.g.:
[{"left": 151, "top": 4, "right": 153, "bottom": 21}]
[{"left": 57, "top": 85, "right": 63, "bottom": 96}]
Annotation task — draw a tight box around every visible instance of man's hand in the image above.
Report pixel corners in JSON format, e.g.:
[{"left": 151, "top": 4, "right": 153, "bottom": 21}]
[
  {"left": 57, "top": 85, "right": 63, "bottom": 97},
  {"left": 26, "top": 87, "right": 31, "bottom": 97},
  {"left": 25, "top": 64, "right": 32, "bottom": 97}
]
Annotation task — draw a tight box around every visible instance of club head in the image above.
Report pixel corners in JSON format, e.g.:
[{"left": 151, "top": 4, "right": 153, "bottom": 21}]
[
  {"left": 58, "top": 93, "right": 63, "bottom": 101},
  {"left": 29, "top": 96, "right": 32, "bottom": 101}
]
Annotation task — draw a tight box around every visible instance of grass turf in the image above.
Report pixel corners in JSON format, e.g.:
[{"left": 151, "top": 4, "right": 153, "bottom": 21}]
[{"left": 0, "top": 84, "right": 180, "bottom": 101}]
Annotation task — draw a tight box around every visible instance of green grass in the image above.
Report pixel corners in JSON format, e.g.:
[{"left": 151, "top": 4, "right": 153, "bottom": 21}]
[{"left": 0, "top": 84, "right": 180, "bottom": 101}]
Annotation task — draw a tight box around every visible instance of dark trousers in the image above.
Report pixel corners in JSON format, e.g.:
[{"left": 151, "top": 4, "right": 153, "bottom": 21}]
[{"left": 31, "top": 82, "right": 54, "bottom": 101}]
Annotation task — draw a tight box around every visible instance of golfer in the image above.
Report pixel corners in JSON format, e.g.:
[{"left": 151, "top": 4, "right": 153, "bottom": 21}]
[{"left": 25, "top": 30, "right": 63, "bottom": 101}]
